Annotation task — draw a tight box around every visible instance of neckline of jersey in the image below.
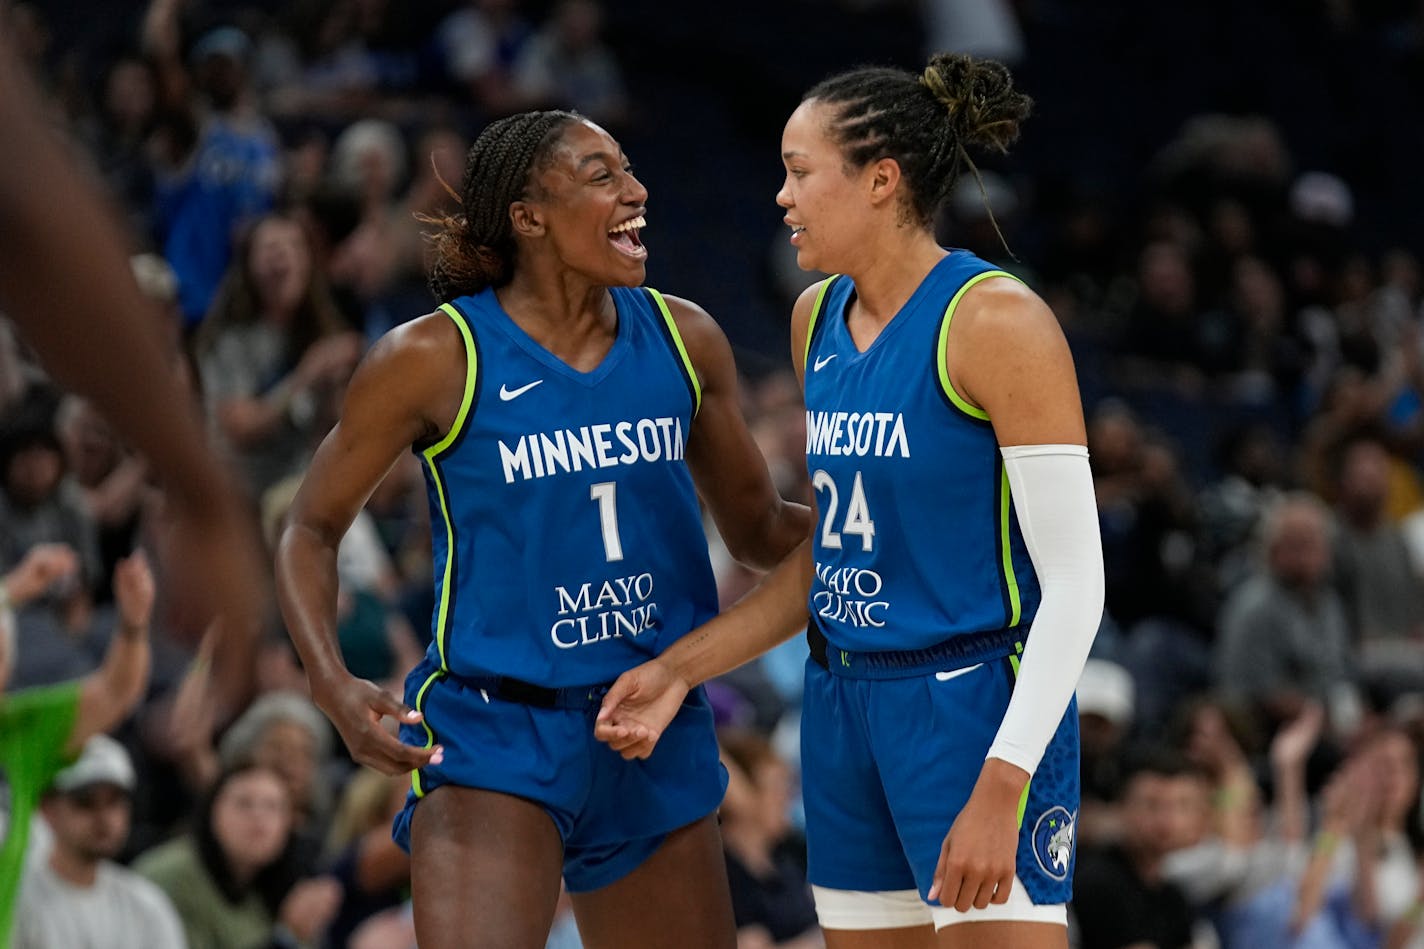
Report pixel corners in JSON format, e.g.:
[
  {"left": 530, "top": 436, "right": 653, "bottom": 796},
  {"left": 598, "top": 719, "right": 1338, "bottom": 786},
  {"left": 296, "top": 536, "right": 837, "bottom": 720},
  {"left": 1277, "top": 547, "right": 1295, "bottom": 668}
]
[
  {"left": 482, "top": 288, "right": 631, "bottom": 387},
  {"left": 834, "top": 251, "right": 958, "bottom": 362}
]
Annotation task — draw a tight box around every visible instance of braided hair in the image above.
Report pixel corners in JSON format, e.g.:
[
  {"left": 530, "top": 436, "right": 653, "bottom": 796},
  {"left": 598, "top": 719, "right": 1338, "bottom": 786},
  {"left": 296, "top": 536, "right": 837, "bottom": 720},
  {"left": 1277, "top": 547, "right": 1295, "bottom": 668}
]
[
  {"left": 805, "top": 53, "right": 1032, "bottom": 229},
  {"left": 424, "top": 110, "right": 580, "bottom": 303}
]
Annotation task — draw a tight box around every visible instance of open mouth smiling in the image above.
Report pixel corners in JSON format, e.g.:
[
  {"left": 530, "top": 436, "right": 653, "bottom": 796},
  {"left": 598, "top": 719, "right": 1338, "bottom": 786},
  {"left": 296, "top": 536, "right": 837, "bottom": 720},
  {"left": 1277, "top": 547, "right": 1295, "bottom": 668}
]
[{"left": 608, "top": 215, "right": 647, "bottom": 258}]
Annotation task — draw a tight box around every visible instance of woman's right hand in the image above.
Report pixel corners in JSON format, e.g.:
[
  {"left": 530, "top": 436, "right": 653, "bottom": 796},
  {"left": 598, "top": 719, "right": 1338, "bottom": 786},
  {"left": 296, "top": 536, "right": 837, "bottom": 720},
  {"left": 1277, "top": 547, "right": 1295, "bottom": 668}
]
[
  {"left": 594, "top": 659, "right": 690, "bottom": 760},
  {"left": 313, "top": 673, "right": 444, "bottom": 775}
]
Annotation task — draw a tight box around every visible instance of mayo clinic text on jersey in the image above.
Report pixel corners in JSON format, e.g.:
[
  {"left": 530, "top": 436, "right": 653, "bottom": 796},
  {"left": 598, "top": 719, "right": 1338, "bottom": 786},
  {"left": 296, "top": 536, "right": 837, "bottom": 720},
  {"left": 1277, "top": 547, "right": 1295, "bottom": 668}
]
[
  {"left": 813, "top": 562, "right": 890, "bottom": 628},
  {"left": 550, "top": 573, "right": 659, "bottom": 650}
]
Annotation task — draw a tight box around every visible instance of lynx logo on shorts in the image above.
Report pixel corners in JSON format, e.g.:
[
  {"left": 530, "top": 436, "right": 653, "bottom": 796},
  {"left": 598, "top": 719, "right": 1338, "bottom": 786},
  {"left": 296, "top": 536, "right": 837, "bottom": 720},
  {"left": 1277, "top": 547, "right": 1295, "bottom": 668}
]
[{"left": 1031, "top": 806, "right": 1075, "bottom": 881}]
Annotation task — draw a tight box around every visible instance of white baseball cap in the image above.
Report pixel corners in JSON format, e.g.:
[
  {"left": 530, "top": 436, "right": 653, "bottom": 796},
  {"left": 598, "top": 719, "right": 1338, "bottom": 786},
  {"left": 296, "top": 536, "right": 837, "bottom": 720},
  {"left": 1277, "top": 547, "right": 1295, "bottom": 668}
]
[
  {"left": 52, "top": 735, "right": 135, "bottom": 794},
  {"left": 1076, "top": 659, "right": 1134, "bottom": 729}
]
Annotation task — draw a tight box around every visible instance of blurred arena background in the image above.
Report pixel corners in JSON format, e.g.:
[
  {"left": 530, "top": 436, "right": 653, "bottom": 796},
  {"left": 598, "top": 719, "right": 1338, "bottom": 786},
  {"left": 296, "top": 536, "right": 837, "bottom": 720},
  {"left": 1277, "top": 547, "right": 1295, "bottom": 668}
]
[{"left": 5, "top": 1, "right": 1424, "bottom": 947}]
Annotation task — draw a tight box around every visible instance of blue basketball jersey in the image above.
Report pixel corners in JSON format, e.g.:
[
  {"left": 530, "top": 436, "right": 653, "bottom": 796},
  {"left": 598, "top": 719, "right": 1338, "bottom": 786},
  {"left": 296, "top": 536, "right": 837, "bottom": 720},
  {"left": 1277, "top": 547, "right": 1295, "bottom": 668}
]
[
  {"left": 803, "top": 251, "right": 1042, "bottom": 654},
  {"left": 415, "top": 286, "right": 718, "bottom": 687}
]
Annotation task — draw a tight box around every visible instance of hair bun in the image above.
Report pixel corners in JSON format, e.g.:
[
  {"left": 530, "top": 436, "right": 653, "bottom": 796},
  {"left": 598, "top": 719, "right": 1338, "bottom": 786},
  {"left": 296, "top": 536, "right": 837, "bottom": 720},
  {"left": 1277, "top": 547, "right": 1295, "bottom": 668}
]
[{"left": 920, "top": 53, "right": 1032, "bottom": 153}]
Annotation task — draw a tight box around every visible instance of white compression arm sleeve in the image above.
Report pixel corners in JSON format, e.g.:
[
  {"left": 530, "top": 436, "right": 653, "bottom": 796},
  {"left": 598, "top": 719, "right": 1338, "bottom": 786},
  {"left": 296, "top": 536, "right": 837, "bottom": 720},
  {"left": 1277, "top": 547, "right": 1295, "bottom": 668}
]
[{"left": 985, "top": 444, "right": 1105, "bottom": 775}]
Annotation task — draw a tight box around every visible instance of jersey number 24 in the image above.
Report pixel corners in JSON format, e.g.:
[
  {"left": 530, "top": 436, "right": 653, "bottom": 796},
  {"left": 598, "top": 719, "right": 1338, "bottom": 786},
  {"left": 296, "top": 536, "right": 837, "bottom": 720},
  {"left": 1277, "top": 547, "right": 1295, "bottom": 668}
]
[{"left": 812, "top": 469, "right": 876, "bottom": 551}]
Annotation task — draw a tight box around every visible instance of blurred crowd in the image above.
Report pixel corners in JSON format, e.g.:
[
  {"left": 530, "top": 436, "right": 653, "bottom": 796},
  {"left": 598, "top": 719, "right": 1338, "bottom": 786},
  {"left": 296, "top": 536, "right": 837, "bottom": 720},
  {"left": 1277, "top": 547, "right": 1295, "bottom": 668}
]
[{"left": 5, "top": 0, "right": 1424, "bottom": 947}]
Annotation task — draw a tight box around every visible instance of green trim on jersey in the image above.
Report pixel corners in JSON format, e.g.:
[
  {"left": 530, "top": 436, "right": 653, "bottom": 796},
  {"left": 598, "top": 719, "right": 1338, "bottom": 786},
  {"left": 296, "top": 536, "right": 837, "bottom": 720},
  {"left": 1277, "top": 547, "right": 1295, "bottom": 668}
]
[
  {"left": 422, "top": 303, "right": 479, "bottom": 671},
  {"left": 646, "top": 288, "right": 702, "bottom": 417},
  {"left": 410, "top": 669, "right": 445, "bottom": 797},
  {"left": 1001, "top": 468, "right": 1024, "bottom": 628},
  {"left": 1007, "top": 641, "right": 1031, "bottom": 828},
  {"left": 935, "top": 270, "right": 1022, "bottom": 421},
  {"left": 801, "top": 277, "right": 840, "bottom": 372}
]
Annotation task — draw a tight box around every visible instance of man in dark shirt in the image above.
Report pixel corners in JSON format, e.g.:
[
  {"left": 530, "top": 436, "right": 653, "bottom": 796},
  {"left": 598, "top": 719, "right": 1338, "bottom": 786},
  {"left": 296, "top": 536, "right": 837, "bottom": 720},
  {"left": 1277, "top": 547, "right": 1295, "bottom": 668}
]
[{"left": 1071, "top": 752, "right": 1203, "bottom": 949}]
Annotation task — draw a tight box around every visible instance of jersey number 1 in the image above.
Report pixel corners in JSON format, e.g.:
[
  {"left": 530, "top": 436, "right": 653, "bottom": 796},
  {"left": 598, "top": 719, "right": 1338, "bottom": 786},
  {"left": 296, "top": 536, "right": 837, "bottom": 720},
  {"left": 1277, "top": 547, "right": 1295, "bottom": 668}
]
[
  {"left": 590, "top": 482, "right": 624, "bottom": 561},
  {"left": 811, "top": 469, "right": 876, "bottom": 551}
]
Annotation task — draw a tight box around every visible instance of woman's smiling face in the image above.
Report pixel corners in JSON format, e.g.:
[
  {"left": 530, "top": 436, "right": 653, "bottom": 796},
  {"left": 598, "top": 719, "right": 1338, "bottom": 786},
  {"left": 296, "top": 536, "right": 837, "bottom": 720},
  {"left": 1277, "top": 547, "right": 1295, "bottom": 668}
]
[
  {"left": 522, "top": 120, "right": 649, "bottom": 287},
  {"left": 776, "top": 99, "right": 878, "bottom": 275}
]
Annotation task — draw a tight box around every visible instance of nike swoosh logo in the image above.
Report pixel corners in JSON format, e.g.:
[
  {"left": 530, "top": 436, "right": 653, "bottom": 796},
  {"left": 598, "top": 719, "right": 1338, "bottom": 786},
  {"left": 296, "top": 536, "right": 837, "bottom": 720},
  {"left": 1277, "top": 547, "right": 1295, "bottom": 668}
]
[
  {"left": 813, "top": 354, "right": 837, "bottom": 371},
  {"left": 935, "top": 663, "right": 984, "bottom": 682},
  {"left": 499, "top": 380, "right": 544, "bottom": 401}
]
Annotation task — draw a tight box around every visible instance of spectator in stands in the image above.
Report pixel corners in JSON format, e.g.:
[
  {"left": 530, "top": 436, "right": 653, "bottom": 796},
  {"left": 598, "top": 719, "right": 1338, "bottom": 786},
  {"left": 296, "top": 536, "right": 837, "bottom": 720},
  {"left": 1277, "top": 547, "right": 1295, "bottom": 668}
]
[
  {"left": 195, "top": 213, "right": 362, "bottom": 497},
  {"left": 1299, "top": 367, "right": 1392, "bottom": 503},
  {"left": 1214, "top": 493, "right": 1359, "bottom": 737},
  {"left": 0, "top": 550, "right": 159, "bottom": 945},
  {"left": 136, "top": 761, "right": 342, "bottom": 949},
  {"left": 321, "top": 769, "right": 410, "bottom": 949},
  {"left": 1166, "top": 702, "right": 1321, "bottom": 948},
  {"left": 142, "top": 3, "right": 281, "bottom": 326},
  {"left": 13, "top": 735, "right": 186, "bottom": 949},
  {"left": 1291, "top": 727, "right": 1422, "bottom": 943},
  {"left": 0, "top": 409, "right": 102, "bottom": 607},
  {"left": 56, "top": 397, "right": 149, "bottom": 605},
  {"left": 1076, "top": 658, "right": 1136, "bottom": 848},
  {"left": 217, "top": 690, "right": 336, "bottom": 860},
  {"left": 1197, "top": 422, "right": 1289, "bottom": 595},
  {"left": 1331, "top": 435, "right": 1424, "bottom": 697},
  {"left": 1072, "top": 752, "right": 1206, "bottom": 949},
  {"left": 512, "top": 0, "right": 627, "bottom": 127},
  {"left": 334, "top": 124, "right": 468, "bottom": 339},
  {"left": 436, "top": 0, "right": 534, "bottom": 117},
  {"left": 718, "top": 729, "right": 819, "bottom": 949},
  {"left": 1118, "top": 241, "right": 1209, "bottom": 389},
  {"left": 75, "top": 54, "right": 160, "bottom": 243}
]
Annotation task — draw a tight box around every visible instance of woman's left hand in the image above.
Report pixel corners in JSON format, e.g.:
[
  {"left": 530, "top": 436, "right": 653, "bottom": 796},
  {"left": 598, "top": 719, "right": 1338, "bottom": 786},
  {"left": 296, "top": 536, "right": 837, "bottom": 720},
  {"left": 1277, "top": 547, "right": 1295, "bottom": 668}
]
[{"left": 928, "top": 757, "right": 1029, "bottom": 911}]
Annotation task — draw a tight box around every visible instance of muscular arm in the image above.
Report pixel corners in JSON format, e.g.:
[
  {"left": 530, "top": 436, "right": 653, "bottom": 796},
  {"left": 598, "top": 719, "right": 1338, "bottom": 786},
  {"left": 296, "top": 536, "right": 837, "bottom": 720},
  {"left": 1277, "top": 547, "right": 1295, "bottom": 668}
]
[
  {"left": 664, "top": 295, "right": 810, "bottom": 570},
  {"left": 597, "top": 284, "right": 827, "bottom": 753},
  {"left": 0, "top": 36, "right": 261, "bottom": 713},
  {"left": 275, "top": 314, "right": 464, "bottom": 773},
  {"left": 929, "top": 277, "right": 1104, "bottom": 907},
  {"left": 655, "top": 284, "right": 827, "bottom": 681},
  {"left": 949, "top": 279, "right": 1103, "bottom": 771}
]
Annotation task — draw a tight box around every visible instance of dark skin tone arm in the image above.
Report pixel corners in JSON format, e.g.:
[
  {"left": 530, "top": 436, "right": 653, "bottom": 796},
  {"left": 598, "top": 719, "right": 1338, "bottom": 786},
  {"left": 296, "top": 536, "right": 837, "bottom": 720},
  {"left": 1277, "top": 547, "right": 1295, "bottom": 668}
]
[
  {"left": 661, "top": 293, "right": 810, "bottom": 570},
  {"left": 595, "top": 280, "right": 824, "bottom": 756},
  {"left": 275, "top": 314, "right": 465, "bottom": 775},
  {"left": 0, "top": 32, "right": 261, "bottom": 715},
  {"left": 278, "top": 291, "right": 806, "bottom": 775}
]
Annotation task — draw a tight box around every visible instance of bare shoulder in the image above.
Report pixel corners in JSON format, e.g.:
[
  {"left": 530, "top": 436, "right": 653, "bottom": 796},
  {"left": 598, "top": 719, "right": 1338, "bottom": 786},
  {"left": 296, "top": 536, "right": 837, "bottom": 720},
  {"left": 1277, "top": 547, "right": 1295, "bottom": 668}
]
[
  {"left": 650, "top": 292, "right": 726, "bottom": 353},
  {"left": 648, "top": 292, "right": 736, "bottom": 387},
  {"left": 365, "top": 310, "right": 467, "bottom": 372},
  {"left": 952, "top": 276, "right": 1066, "bottom": 353},
  {"left": 948, "top": 275, "right": 1084, "bottom": 444},
  {"left": 347, "top": 311, "right": 470, "bottom": 437}
]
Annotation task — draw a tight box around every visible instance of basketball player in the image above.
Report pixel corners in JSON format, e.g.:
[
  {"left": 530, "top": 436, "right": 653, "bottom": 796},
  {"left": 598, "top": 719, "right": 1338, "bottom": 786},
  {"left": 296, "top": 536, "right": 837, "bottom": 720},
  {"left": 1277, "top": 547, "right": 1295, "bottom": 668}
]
[
  {"left": 596, "top": 54, "right": 1105, "bottom": 949},
  {"left": 275, "top": 111, "right": 808, "bottom": 949}
]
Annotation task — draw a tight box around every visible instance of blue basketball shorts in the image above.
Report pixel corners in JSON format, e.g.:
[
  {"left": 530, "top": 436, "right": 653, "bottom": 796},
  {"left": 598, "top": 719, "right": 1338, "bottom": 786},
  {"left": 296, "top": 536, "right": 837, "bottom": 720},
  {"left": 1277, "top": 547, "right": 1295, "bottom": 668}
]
[
  {"left": 800, "top": 654, "right": 1080, "bottom": 906},
  {"left": 391, "top": 658, "right": 728, "bottom": 893}
]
